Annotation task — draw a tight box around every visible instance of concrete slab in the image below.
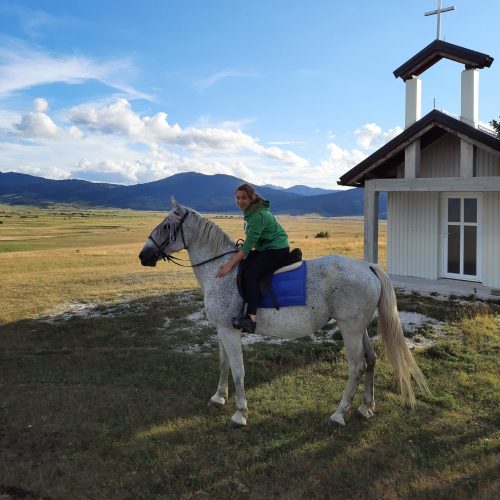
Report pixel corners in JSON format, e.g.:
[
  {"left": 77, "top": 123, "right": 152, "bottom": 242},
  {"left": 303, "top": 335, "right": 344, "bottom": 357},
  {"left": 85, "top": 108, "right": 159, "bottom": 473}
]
[{"left": 389, "top": 274, "right": 500, "bottom": 301}]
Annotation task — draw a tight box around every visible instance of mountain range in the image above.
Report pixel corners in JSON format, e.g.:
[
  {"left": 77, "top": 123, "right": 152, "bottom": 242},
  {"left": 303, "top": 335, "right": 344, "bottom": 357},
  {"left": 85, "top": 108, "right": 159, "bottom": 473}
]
[{"left": 0, "top": 171, "right": 387, "bottom": 217}]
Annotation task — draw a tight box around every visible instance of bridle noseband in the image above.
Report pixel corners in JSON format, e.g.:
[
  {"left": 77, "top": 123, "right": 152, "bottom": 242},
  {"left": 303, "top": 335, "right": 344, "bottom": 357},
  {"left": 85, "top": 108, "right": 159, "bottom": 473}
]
[{"left": 147, "top": 211, "right": 238, "bottom": 268}]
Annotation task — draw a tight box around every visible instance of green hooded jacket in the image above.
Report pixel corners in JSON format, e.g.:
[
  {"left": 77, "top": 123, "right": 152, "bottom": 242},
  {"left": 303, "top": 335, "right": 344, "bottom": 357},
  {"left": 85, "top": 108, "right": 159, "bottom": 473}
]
[{"left": 241, "top": 200, "right": 289, "bottom": 254}]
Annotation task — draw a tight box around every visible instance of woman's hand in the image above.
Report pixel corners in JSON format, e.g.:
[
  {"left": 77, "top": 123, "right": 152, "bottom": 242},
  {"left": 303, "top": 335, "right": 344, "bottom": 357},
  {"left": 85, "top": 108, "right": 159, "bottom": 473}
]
[
  {"left": 216, "top": 261, "right": 234, "bottom": 277},
  {"left": 216, "top": 249, "right": 246, "bottom": 278}
]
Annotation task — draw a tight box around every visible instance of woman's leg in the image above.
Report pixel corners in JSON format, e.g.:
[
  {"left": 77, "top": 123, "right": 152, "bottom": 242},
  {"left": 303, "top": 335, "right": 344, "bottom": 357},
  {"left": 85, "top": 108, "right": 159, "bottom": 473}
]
[{"left": 243, "top": 248, "right": 289, "bottom": 316}]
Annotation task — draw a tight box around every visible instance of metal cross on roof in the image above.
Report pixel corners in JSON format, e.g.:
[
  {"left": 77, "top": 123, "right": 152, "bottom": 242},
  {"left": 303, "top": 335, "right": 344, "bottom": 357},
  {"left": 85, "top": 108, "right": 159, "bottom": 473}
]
[{"left": 424, "top": 0, "right": 455, "bottom": 40}]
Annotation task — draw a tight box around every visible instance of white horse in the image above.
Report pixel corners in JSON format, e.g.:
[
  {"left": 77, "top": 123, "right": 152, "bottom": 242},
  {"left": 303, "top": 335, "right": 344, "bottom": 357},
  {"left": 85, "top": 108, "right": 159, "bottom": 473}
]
[{"left": 139, "top": 200, "right": 428, "bottom": 428}]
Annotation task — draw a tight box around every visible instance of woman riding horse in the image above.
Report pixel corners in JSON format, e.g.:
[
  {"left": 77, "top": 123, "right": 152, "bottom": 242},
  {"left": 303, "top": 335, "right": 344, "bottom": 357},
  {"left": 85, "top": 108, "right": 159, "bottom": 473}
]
[
  {"left": 216, "top": 183, "right": 290, "bottom": 334},
  {"left": 139, "top": 199, "right": 429, "bottom": 428}
]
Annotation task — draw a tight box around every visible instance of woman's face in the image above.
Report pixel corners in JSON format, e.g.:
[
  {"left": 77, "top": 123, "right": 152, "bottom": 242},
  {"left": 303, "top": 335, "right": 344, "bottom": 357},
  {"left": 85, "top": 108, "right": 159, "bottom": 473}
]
[{"left": 236, "top": 190, "right": 252, "bottom": 211}]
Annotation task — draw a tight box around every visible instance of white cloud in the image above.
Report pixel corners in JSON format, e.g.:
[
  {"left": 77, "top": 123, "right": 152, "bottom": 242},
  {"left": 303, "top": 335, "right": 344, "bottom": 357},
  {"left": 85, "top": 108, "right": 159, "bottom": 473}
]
[
  {"left": 69, "top": 99, "right": 146, "bottom": 136},
  {"left": 355, "top": 123, "right": 382, "bottom": 149},
  {"left": 0, "top": 109, "right": 21, "bottom": 131},
  {"left": 3, "top": 160, "right": 71, "bottom": 180},
  {"left": 267, "top": 140, "right": 306, "bottom": 146},
  {"left": 67, "top": 99, "right": 309, "bottom": 169},
  {"left": 0, "top": 39, "right": 150, "bottom": 100},
  {"left": 75, "top": 158, "right": 147, "bottom": 184},
  {"left": 194, "top": 69, "right": 260, "bottom": 92},
  {"left": 16, "top": 112, "right": 60, "bottom": 138},
  {"left": 355, "top": 122, "right": 403, "bottom": 150},
  {"left": 194, "top": 115, "right": 256, "bottom": 130},
  {"left": 33, "top": 97, "right": 48, "bottom": 112}
]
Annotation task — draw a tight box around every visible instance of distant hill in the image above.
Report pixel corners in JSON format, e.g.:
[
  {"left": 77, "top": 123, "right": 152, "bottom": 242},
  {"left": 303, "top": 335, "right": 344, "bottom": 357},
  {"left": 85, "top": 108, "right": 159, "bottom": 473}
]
[
  {"left": 105, "top": 172, "right": 301, "bottom": 212},
  {"left": 272, "top": 189, "right": 387, "bottom": 217},
  {"left": 0, "top": 171, "right": 386, "bottom": 217},
  {"left": 262, "top": 184, "right": 338, "bottom": 196}
]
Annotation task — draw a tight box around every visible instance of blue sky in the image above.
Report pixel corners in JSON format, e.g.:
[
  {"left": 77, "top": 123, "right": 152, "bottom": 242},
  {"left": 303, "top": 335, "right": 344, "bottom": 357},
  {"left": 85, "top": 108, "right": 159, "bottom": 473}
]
[{"left": 0, "top": 0, "right": 499, "bottom": 189}]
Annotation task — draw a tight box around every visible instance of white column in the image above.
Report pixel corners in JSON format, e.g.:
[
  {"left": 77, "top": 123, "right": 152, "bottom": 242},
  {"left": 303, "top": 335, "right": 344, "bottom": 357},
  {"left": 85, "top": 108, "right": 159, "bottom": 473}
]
[
  {"left": 364, "top": 184, "right": 379, "bottom": 263},
  {"left": 460, "top": 138, "right": 474, "bottom": 177},
  {"left": 461, "top": 68, "right": 479, "bottom": 127},
  {"left": 405, "top": 77, "right": 422, "bottom": 128},
  {"left": 404, "top": 140, "right": 421, "bottom": 178}
]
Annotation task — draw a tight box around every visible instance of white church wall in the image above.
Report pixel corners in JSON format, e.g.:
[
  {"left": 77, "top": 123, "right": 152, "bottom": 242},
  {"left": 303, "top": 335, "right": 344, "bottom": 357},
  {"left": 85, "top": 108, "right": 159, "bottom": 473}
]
[
  {"left": 388, "top": 189, "right": 500, "bottom": 289},
  {"left": 387, "top": 191, "right": 439, "bottom": 279},
  {"left": 476, "top": 148, "right": 500, "bottom": 176},
  {"left": 420, "top": 135, "right": 460, "bottom": 177},
  {"left": 482, "top": 191, "right": 500, "bottom": 288}
]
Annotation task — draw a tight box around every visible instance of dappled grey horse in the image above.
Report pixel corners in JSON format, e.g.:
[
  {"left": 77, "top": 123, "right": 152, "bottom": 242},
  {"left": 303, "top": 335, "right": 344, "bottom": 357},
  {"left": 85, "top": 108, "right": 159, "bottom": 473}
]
[{"left": 139, "top": 199, "right": 428, "bottom": 428}]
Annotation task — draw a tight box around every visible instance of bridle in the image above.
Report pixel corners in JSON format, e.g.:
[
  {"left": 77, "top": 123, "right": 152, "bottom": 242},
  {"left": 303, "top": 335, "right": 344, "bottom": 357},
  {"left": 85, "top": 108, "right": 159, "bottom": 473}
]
[{"left": 147, "top": 210, "right": 238, "bottom": 268}]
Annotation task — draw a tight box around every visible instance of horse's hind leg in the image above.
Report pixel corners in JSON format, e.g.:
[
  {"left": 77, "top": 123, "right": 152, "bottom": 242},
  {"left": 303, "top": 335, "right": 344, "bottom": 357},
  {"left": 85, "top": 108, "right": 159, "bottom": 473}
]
[
  {"left": 358, "top": 330, "right": 376, "bottom": 419},
  {"left": 208, "top": 338, "right": 229, "bottom": 407},
  {"left": 330, "top": 320, "right": 366, "bottom": 427}
]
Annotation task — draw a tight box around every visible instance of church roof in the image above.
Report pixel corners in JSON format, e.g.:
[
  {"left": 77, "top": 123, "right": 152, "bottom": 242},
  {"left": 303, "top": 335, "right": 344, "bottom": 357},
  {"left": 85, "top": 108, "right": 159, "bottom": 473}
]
[
  {"left": 338, "top": 109, "right": 500, "bottom": 187},
  {"left": 393, "top": 40, "right": 494, "bottom": 81}
]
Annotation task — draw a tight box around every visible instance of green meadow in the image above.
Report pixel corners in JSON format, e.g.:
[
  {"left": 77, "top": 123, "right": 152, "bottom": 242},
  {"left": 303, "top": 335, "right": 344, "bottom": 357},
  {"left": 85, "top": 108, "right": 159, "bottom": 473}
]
[{"left": 0, "top": 204, "right": 498, "bottom": 499}]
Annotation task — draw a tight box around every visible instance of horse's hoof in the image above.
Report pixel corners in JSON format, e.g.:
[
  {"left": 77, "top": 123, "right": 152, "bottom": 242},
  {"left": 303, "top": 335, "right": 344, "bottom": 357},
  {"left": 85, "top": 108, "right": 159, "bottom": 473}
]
[
  {"left": 228, "top": 413, "right": 247, "bottom": 428},
  {"left": 358, "top": 405, "right": 375, "bottom": 419},
  {"left": 228, "top": 419, "right": 246, "bottom": 429},
  {"left": 328, "top": 415, "right": 346, "bottom": 427},
  {"left": 208, "top": 399, "right": 225, "bottom": 409}
]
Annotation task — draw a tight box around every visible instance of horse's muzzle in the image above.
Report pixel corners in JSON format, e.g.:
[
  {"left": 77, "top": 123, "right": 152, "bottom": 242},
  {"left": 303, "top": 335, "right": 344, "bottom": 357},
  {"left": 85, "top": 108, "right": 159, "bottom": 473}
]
[{"left": 139, "top": 251, "right": 157, "bottom": 267}]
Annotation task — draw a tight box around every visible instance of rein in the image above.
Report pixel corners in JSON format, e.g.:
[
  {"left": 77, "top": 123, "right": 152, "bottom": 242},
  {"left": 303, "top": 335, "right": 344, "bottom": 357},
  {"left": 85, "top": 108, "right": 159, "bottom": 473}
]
[{"left": 148, "top": 211, "right": 239, "bottom": 268}]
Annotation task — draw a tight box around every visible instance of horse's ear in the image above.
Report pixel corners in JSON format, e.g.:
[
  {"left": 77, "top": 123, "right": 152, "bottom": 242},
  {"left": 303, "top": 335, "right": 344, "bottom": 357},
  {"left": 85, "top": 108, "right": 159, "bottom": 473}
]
[{"left": 171, "top": 196, "right": 184, "bottom": 215}]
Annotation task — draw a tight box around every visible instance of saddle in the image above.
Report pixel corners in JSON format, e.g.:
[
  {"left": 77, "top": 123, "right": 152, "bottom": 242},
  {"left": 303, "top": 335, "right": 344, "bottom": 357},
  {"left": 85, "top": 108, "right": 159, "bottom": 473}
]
[{"left": 236, "top": 248, "right": 306, "bottom": 310}]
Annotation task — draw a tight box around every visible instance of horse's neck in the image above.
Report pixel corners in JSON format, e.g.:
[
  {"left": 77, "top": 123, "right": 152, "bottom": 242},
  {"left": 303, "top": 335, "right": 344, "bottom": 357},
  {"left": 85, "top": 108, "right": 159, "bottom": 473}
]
[{"left": 185, "top": 219, "right": 235, "bottom": 290}]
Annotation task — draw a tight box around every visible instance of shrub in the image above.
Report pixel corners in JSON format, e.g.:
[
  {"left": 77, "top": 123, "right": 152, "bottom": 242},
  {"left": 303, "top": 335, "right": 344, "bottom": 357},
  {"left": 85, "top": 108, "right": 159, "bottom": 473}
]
[{"left": 315, "top": 230, "right": 330, "bottom": 238}]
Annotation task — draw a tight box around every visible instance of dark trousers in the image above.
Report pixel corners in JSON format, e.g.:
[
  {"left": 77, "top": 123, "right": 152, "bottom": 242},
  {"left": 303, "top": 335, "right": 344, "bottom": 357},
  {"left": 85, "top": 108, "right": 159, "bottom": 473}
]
[{"left": 242, "top": 247, "right": 290, "bottom": 316}]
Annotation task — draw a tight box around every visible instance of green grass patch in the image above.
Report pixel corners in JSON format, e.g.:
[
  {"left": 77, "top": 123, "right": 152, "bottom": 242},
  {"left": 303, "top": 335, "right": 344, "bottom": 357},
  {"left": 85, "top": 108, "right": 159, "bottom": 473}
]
[{"left": 1, "top": 291, "right": 499, "bottom": 499}]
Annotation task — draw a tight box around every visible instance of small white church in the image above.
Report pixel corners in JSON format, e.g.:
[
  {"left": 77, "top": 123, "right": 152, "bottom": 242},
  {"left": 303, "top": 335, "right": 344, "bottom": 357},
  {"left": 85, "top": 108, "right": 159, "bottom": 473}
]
[{"left": 339, "top": 10, "right": 500, "bottom": 298}]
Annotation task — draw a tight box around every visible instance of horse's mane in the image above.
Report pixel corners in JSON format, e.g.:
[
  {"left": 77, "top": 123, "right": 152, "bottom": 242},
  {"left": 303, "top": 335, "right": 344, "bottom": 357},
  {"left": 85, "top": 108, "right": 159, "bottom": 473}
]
[{"left": 187, "top": 210, "right": 235, "bottom": 252}]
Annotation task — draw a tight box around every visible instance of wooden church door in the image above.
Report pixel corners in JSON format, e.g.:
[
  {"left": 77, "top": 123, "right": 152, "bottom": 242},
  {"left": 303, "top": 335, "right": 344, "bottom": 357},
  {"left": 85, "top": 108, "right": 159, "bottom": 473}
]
[{"left": 442, "top": 194, "right": 481, "bottom": 281}]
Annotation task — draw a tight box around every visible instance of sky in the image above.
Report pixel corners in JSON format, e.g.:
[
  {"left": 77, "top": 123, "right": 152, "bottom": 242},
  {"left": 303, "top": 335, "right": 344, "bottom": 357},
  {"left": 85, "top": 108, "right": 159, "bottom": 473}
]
[{"left": 0, "top": 0, "right": 499, "bottom": 189}]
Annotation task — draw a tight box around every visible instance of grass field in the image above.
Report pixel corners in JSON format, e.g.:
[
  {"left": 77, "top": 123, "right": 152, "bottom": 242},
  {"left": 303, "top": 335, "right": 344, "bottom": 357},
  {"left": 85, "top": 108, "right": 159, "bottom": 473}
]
[
  {"left": 0, "top": 204, "right": 498, "bottom": 499},
  {"left": 0, "top": 204, "right": 385, "bottom": 325}
]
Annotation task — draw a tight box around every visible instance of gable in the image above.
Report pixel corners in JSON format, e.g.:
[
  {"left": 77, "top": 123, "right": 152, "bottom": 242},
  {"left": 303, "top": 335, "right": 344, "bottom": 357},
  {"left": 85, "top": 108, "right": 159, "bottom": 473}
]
[
  {"left": 339, "top": 110, "right": 500, "bottom": 187},
  {"left": 393, "top": 40, "right": 493, "bottom": 81},
  {"left": 420, "top": 135, "right": 460, "bottom": 177}
]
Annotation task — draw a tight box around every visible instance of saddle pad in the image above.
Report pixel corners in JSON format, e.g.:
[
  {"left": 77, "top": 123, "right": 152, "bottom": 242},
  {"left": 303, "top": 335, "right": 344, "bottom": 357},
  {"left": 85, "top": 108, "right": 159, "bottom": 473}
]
[
  {"left": 258, "top": 261, "right": 307, "bottom": 308},
  {"left": 273, "top": 261, "right": 303, "bottom": 275}
]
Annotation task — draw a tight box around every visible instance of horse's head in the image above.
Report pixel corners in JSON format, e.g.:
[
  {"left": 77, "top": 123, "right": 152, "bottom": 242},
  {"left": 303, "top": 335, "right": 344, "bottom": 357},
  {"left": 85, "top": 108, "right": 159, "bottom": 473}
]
[{"left": 139, "top": 198, "right": 189, "bottom": 267}]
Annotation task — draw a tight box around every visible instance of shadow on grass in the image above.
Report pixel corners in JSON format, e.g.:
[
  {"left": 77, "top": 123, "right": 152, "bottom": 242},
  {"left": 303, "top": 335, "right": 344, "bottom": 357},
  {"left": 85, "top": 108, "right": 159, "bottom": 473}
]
[{"left": 127, "top": 400, "right": 499, "bottom": 498}]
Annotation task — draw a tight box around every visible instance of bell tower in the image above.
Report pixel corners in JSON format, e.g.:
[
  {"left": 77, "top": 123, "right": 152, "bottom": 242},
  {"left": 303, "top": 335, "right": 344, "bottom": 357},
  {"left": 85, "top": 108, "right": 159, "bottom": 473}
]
[{"left": 394, "top": 1, "right": 493, "bottom": 130}]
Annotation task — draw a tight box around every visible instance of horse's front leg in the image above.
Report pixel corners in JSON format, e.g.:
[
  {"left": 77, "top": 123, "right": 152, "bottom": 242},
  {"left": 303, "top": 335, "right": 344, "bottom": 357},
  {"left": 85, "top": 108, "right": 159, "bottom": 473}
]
[
  {"left": 218, "top": 326, "right": 247, "bottom": 427},
  {"left": 208, "top": 338, "right": 229, "bottom": 407}
]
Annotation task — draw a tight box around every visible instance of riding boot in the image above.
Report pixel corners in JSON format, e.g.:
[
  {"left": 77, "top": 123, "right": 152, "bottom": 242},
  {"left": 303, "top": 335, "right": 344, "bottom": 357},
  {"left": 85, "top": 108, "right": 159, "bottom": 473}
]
[
  {"left": 238, "top": 316, "right": 256, "bottom": 334},
  {"left": 231, "top": 316, "right": 242, "bottom": 330}
]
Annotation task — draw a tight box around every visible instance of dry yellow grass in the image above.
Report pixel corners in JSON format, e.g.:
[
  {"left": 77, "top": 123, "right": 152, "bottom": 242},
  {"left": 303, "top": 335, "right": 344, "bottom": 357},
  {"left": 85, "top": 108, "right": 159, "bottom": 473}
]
[{"left": 0, "top": 206, "right": 386, "bottom": 324}]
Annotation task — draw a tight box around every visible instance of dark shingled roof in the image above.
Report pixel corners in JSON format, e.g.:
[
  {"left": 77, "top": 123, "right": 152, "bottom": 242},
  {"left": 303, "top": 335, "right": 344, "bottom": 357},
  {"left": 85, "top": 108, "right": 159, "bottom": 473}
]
[
  {"left": 394, "top": 40, "right": 494, "bottom": 81},
  {"left": 338, "top": 110, "right": 500, "bottom": 187}
]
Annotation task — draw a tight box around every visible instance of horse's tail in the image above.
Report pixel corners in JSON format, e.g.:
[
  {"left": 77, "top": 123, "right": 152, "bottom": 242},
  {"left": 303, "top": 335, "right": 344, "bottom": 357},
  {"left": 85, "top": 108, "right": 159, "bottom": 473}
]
[{"left": 370, "top": 265, "right": 430, "bottom": 408}]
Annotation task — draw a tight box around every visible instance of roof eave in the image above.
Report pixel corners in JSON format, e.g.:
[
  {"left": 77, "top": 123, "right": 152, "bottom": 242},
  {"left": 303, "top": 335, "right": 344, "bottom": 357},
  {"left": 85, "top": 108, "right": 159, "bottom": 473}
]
[{"left": 393, "top": 40, "right": 494, "bottom": 81}]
